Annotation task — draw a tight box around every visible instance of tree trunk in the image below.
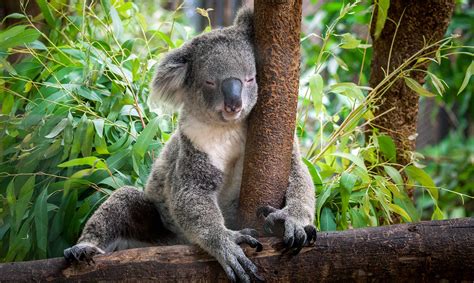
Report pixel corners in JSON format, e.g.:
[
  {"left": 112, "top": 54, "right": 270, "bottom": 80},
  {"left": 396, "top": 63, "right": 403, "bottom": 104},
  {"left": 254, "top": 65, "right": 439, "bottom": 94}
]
[
  {"left": 369, "top": 0, "right": 455, "bottom": 165},
  {"left": 238, "top": 0, "right": 303, "bottom": 229},
  {"left": 1, "top": 219, "right": 473, "bottom": 282}
]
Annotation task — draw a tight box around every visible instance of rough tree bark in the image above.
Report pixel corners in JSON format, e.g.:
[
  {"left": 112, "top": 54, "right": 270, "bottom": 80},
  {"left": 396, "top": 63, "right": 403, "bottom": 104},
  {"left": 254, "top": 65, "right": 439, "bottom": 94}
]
[
  {"left": 369, "top": 0, "right": 455, "bottom": 165},
  {"left": 1, "top": 219, "right": 473, "bottom": 282},
  {"left": 238, "top": 0, "right": 303, "bottom": 229}
]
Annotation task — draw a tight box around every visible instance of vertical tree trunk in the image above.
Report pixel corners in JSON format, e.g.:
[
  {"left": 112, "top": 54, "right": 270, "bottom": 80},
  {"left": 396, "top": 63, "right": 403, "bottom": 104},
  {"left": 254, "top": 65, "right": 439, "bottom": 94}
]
[
  {"left": 238, "top": 0, "right": 303, "bottom": 229},
  {"left": 369, "top": 0, "right": 455, "bottom": 165}
]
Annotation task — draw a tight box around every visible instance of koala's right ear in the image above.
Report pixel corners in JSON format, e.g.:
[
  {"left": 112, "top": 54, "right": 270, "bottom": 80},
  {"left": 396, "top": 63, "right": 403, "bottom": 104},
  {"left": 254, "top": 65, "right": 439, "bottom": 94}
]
[{"left": 148, "top": 44, "right": 191, "bottom": 111}]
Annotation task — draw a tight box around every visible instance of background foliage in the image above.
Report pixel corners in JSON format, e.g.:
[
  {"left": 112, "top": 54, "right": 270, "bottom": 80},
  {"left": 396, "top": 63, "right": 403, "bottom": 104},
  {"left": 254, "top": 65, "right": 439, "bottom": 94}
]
[{"left": 0, "top": 0, "right": 472, "bottom": 261}]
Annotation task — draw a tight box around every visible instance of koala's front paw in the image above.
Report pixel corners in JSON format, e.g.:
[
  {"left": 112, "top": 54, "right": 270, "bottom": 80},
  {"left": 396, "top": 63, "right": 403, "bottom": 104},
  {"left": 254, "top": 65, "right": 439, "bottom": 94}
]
[
  {"left": 257, "top": 205, "right": 317, "bottom": 255},
  {"left": 217, "top": 229, "right": 264, "bottom": 283},
  {"left": 64, "top": 242, "right": 105, "bottom": 264}
]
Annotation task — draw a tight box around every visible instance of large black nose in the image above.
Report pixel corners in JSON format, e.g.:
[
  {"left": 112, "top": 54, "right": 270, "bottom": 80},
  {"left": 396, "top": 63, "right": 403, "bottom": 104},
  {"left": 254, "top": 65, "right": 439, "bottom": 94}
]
[{"left": 221, "top": 78, "right": 243, "bottom": 113}]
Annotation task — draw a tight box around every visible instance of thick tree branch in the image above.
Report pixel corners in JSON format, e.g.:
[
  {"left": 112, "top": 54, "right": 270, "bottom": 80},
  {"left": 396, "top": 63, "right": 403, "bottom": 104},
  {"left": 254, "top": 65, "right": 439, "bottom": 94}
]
[{"left": 1, "top": 219, "right": 473, "bottom": 282}]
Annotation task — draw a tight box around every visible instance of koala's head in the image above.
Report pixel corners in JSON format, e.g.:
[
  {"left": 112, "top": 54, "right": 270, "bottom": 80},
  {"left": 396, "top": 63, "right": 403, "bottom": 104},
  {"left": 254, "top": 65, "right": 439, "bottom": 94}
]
[{"left": 148, "top": 8, "right": 256, "bottom": 125}]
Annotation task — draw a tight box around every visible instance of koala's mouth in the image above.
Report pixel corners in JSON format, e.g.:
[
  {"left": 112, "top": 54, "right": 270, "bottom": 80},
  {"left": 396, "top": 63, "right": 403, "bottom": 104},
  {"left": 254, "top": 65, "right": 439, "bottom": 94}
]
[{"left": 220, "top": 110, "right": 242, "bottom": 122}]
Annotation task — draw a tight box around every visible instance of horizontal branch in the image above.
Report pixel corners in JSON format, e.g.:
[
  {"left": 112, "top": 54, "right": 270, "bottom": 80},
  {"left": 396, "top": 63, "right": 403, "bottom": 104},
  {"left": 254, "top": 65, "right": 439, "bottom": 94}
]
[{"left": 1, "top": 218, "right": 473, "bottom": 282}]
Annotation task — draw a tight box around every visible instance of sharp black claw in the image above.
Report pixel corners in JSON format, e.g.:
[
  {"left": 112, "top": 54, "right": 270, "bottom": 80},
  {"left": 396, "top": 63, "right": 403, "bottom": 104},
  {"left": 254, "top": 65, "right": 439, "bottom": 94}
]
[{"left": 255, "top": 242, "right": 263, "bottom": 252}]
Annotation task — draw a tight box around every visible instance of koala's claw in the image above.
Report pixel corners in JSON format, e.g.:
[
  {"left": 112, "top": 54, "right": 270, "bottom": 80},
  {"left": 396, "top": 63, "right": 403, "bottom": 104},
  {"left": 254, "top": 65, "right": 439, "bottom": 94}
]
[
  {"left": 64, "top": 243, "right": 105, "bottom": 264},
  {"left": 258, "top": 205, "right": 317, "bottom": 255},
  {"left": 220, "top": 230, "right": 265, "bottom": 283}
]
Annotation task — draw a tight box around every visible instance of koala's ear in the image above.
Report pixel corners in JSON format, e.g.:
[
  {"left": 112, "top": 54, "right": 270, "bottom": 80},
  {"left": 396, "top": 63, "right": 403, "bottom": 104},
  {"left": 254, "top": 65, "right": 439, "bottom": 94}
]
[
  {"left": 148, "top": 44, "right": 191, "bottom": 111},
  {"left": 233, "top": 7, "right": 254, "bottom": 37}
]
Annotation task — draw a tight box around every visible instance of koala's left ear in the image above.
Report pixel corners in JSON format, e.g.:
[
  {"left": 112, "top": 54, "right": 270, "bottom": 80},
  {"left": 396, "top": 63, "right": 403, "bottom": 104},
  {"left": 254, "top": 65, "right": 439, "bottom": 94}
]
[
  {"left": 148, "top": 44, "right": 191, "bottom": 111},
  {"left": 233, "top": 7, "right": 254, "bottom": 38}
]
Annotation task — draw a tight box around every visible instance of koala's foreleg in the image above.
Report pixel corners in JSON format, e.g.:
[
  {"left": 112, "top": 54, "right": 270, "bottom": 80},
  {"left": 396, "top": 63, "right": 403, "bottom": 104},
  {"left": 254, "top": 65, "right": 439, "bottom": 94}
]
[
  {"left": 64, "top": 186, "right": 164, "bottom": 263},
  {"left": 258, "top": 142, "right": 317, "bottom": 254},
  {"left": 171, "top": 184, "right": 263, "bottom": 283}
]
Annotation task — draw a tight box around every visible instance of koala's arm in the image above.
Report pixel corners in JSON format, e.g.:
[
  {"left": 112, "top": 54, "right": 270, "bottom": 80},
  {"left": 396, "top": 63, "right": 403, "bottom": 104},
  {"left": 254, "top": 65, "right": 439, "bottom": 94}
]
[
  {"left": 258, "top": 139, "right": 317, "bottom": 253},
  {"left": 169, "top": 148, "right": 263, "bottom": 282},
  {"left": 285, "top": 143, "right": 316, "bottom": 226}
]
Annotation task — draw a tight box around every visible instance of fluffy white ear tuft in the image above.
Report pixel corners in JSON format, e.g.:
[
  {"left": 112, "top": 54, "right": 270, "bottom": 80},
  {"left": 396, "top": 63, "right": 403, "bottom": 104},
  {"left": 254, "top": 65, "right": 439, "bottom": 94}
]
[{"left": 148, "top": 45, "right": 190, "bottom": 112}]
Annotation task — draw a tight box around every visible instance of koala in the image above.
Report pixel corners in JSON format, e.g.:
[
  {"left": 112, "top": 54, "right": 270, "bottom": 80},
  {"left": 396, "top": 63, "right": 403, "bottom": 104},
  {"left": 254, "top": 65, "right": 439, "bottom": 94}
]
[{"left": 64, "top": 7, "right": 316, "bottom": 283}]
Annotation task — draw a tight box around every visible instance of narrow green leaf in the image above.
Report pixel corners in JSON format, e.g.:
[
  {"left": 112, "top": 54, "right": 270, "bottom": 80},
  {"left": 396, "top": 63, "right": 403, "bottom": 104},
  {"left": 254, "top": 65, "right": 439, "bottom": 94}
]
[
  {"left": 92, "top": 118, "right": 105, "bottom": 138},
  {"left": 15, "top": 176, "right": 35, "bottom": 228},
  {"left": 2, "top": 94, "right": 14, "bottom": 114},
  {"left": 405, "top": 165, "right": 438, "bottom": 200},
  {"left": 302, "top": 157, "right": 323, "bottom": 187},
  {"left": 332, "top": 152, "right": 367, "bottom": 172},
  {"left": 0, "top": 28, "right": 40, "bottom": 49},
  {"left": 45, "top": 118, "right": 68, "bottom": 138},
  {"left": 134, "top": 117, "right": 160, "bottom": 159},
  {"left": 36, "top": 0, "right": 55, "bottom": 27},
  {"left": 309, "top": 74, "right": 324, "bottom": 113},
  {"left": 81, "top": 119, "right": 95, "bottom": 157},
  {"left": 404, "top": 77, "right": 436, "bottom": 97},
  {"left": 388, "top": 203, "right": 412, "bottom": 222},
  {"left": 374, "top": 0, "right": 390, "bottom": 40},
  {"left": 383, "top": 165, "right": 403, "bottom": 188},
  {"left": 58, "top": 156, "right": 107, "bottom": 169},
  {"left": 457, "top": 61, "right": 474, "bottom": 95},
  {"left": 34, "top": 189, "right": 48, "bottom": 258},
  {"left": 431, "top": 206, "right": 444, "bottom": 220},
  {"left": 320, "top": 207, "right": 337, "bottom": 231}
]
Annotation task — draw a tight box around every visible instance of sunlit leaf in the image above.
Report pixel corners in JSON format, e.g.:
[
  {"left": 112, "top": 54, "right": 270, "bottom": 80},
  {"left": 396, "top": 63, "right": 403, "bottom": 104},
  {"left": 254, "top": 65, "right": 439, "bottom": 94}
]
[
  {"left": 404, "top": 77, "right": 436, "bottom": 97},
  {"left": 457, "top": 61, "right": 474, "bottom": 95}
]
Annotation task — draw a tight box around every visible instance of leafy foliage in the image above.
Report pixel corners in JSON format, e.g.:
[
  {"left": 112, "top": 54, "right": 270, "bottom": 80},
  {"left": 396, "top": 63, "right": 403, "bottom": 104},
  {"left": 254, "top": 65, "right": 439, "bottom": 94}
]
[{"left": 0, "top": 0, "right": 190, "bottom": 261}]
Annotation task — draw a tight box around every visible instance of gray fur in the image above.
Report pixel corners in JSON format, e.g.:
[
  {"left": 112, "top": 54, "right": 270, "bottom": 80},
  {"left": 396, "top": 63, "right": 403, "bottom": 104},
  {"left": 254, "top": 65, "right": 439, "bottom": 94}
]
[{"left": 65, "top": 7, "right": 316, "bottom": 283}]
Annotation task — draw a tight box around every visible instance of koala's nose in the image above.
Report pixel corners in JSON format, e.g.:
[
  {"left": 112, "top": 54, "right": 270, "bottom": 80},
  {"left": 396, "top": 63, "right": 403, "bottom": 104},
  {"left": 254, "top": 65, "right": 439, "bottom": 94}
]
[{"left": 221, "top": 78, "right": 243, "bottom": 113}]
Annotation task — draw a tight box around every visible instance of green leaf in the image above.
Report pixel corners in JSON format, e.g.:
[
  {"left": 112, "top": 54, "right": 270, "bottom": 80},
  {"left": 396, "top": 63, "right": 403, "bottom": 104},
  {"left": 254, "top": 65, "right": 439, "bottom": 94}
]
[
  {"left": 134, "top": 117, "right": 160, "bottom": 159},
  {"left": 309, "top": 74, "right": 324, "bottom": 113},
  {"left": 34, "top": 189, "right": 48, "bottom": 258},
  {"left": 431, "top": 206, "right": 444, "bottom": 220},
  {"left": 15, "top": 176, "right": 36, "bottom": 228},
  {"left": 383, "top": 165, "right": 403, "bottom": 188},
  {"left": 58, "top": 156, "right": 107, "bottom": 169},
  {"left": 36, "top": 0, "right": 55, "bottom": 28},
  {"left": 110, "top": 6, "right": 123, "bottom": 37},
  {"left": 330, "top": 83, "right": 364, "bottom": 101},
  {"left": 340, "top": 33, "right": 361, "bottom": 49},
  {"left": 374, "top": 0, "right": 390, "bottom": 40},
  {"left": 405, "top": 165, "right": 438, "bottom": 200},
  {"left": 2, "top": 13, "right": 27, "bottom": 22},
  {"left": 320, "top": 207, "right": 337, "bottom": 231},
  {"left": 302, "top": 157, "right": 323, "bottom": 188},
  {"left": 404, "top": 77, "right": 436, "bottom": 97},
  {"left": 340, "top": 171, "right": 357, "bottom": 192},
  {"left": 45, "top": 118, "right": 68, "bottom": 139},
  {"left": 2, "top": 94, "right": 14, "bottom": 114},
  {"left": 332, "top": 152, "right": 367, "bottom": 172},
  {"left": 388, "top": 203, "right": 412, "bottom": 222},
  {"left": 0, "top": 26, "right": 41, "bottom": 49},
  {"left": 340, "top": 172, "right": 356, "bottom": 229},
  {"left": 350, "top": 209, "right": 368, "bottom": 228},
  {"left": 457, "top": 61, "right": 474, "bottom": 95},
  {"left": 377, "top": 135, "right": 397, "bottom": 162},
  {"left": 92, "top": 119, "right": 105, "bottom": 138},
  {"left": 81, "top": 119, "right": 95, "bottom": 157}
]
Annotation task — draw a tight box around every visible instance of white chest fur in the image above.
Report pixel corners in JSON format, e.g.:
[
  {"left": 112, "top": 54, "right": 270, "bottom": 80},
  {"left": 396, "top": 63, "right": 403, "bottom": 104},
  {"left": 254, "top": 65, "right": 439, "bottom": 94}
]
[
  {"left": 181, "top": 119, "right": 246, "bottom": 172},
  {"left": 181, "top": 119, "right": 246, "bottom": 228}
]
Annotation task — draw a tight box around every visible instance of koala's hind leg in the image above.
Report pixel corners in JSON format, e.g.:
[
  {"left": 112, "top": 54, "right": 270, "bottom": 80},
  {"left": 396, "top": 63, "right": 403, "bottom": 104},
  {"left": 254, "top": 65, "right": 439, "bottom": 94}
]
[{"left": 64, "top": 186, "right": 167, "bottom": 263}]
